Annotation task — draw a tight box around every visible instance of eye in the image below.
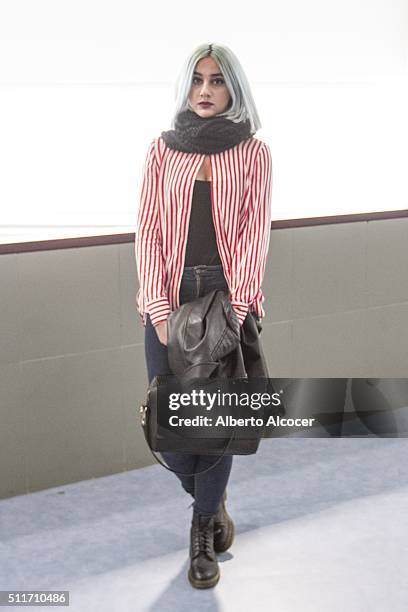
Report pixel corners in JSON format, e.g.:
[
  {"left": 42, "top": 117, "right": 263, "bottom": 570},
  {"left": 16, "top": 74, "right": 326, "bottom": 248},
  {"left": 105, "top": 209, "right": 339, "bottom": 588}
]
[{"left": 192, "top": 77, "right": 225, "bottom": 85}]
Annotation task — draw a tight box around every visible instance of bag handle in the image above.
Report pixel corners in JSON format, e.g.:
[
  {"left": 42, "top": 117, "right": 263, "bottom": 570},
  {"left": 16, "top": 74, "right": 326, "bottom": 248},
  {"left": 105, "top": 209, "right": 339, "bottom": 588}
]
[{"left": 140, "top": 406, "right": 238, "bottom": 476}]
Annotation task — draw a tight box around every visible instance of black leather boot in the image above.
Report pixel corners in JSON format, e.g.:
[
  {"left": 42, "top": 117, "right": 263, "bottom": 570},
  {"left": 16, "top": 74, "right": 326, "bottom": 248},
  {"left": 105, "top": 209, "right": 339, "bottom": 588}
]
[
  {"left": 213, "top": 489, "right": 235, "bottom": 553},
  {"left": 188, "top": 511, "right": 220, "bottom": 589}
]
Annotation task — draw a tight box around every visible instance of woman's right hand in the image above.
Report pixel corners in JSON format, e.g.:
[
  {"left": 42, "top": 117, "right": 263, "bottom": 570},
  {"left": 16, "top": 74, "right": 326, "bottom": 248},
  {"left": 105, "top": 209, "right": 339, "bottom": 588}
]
[{"left": 154, "top": 320, "right": 168, "bottom": 346}]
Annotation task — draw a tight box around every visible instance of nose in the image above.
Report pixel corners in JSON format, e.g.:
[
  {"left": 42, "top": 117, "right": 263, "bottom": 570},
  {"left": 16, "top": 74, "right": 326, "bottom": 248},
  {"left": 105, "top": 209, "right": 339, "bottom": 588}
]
[{"left": 199, "top": 81, "right": 211, "bottom": 97}]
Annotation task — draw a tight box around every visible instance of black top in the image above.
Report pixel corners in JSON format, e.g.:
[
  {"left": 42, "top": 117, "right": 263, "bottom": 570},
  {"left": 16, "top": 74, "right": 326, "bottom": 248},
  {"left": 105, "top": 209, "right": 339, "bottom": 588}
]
[{"left": 184, "top": 180, "right": 223, "bottom": 267}]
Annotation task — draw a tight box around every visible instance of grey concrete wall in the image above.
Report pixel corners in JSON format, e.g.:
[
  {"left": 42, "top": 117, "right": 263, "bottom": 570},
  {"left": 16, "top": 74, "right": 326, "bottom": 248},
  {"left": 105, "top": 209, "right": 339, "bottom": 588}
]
[{"left": 1, "top": 217, "right": 407, "bottom": 499}]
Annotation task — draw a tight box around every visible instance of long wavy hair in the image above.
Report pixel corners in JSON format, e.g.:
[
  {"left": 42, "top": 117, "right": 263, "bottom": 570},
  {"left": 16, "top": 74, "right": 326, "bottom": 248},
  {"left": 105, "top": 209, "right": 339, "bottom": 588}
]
[{"left": 170, "top": 42, "right": 262, "bottom": 134}]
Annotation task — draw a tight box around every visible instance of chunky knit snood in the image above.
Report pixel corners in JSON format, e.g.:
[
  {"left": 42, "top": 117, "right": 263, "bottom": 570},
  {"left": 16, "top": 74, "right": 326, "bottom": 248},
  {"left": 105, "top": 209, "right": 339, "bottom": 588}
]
[{"left": 161, "top": 109, "right": 253, "bottom": 154}]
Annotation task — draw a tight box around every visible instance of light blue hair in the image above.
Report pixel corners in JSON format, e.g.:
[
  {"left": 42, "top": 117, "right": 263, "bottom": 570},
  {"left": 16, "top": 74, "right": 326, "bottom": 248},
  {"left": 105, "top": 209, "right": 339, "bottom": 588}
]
[{"left": 171, "top": 42, "right": 261, "bottom": 134}]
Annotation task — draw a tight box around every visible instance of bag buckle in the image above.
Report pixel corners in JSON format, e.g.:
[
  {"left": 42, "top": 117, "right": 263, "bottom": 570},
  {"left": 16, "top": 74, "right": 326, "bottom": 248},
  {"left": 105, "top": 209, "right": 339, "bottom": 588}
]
[{"left": 139, "top": 404, "right": 147, "bottom": 426}]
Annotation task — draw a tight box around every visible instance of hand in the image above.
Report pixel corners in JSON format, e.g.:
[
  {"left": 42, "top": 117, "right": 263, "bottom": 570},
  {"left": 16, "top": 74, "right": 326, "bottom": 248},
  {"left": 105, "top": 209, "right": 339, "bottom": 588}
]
[
  {"left": 230, "top": 302, "right": 243, "bottom": 326},
  {"left": 154, "top": 320, "right": 168, "bottom": 346}
]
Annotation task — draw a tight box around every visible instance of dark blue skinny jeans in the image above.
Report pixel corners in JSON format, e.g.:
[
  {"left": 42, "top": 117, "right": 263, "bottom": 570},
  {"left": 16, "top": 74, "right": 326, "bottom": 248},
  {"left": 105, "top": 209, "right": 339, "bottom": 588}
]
[{"left": 144, "top": 264, "right": 233, "bottom": 517}]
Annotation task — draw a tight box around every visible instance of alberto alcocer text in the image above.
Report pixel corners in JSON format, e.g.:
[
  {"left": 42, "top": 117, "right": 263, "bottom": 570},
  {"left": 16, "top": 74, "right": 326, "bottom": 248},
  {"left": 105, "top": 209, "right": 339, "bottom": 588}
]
[{"left": 168, "top": 415, "right": 315, "bottom": 428}]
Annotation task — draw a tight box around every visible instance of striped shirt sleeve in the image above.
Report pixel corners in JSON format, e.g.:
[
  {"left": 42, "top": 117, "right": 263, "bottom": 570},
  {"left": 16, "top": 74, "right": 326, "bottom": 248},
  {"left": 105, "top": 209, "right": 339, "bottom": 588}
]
[
  {"left": 229, "top": 142, "right": 273, "bottom": 325},
  {"left": 135, "top": 138, "right": 171, "bottom": 327}
]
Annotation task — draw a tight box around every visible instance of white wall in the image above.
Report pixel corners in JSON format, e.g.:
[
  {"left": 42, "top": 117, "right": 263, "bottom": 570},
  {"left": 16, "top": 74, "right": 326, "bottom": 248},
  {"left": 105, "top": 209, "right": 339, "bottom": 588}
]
[{"left": 0, "top": 0, "right": 407, "bottom": 243}]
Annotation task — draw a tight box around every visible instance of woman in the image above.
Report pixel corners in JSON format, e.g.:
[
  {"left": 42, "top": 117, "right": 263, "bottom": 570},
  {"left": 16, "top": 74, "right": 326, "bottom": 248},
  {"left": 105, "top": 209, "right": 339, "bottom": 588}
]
[{"left": 135, "top": 42, "right": 273, "bottom": 589}]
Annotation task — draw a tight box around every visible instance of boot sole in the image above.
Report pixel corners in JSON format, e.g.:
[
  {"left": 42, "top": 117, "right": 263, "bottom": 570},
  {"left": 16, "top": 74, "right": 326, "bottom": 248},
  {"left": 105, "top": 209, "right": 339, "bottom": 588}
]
[
  {"left": 188, "top": 568, "right": 220, "bottom": 589},
  {"left": 214, "top": 514, "right": 235, "bottom": 554}
]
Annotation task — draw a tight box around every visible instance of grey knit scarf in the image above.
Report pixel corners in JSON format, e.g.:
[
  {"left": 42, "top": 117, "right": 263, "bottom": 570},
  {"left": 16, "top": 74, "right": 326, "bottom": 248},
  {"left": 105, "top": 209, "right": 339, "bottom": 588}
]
[{"left": 161, "top": 109, "right": 253, "bottom": 154}]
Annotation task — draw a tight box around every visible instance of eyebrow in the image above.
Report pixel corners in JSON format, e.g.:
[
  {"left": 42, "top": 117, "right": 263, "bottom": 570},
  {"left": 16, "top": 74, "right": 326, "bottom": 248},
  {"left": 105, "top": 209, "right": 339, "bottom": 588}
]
[{"left": 193, "top": 71, "right": 223, "bottom": 77}]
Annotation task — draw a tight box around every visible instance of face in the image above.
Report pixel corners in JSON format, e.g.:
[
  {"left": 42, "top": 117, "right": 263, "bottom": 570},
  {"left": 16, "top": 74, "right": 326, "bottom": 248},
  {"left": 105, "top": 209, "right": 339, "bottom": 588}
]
[{"left": 188, "top": 56, "right": 231, "bottom": 118}]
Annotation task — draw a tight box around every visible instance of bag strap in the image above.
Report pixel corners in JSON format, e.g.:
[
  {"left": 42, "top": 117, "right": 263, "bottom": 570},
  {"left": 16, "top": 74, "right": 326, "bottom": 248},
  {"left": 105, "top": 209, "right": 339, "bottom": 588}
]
[{"left": 141, "top": 414, "right": 238, "bottom": 476}]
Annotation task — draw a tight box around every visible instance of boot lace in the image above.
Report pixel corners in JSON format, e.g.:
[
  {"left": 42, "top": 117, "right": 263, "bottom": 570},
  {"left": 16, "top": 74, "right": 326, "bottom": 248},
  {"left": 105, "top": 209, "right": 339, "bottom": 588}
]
[
  {"left": 189, "top": 501, "right": 222, "bottom": 537},
  {"left": 201, "top": 527, "right": 213, "bottom": 555},
  {"left": 191, "top": 514, "right": 215, "bottom": 558}
]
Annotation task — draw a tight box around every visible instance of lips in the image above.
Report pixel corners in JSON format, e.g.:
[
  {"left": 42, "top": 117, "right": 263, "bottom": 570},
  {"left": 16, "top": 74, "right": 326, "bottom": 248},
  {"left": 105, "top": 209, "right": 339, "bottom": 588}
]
[{"left": 199, "top": 102, "right": 213, "bottom": 107}]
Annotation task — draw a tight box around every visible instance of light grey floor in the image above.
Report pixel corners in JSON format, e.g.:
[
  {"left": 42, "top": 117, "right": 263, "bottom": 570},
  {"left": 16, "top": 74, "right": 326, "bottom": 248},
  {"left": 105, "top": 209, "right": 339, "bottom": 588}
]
[{"left": 1, "top": 438, "right": 407, "bottom": 612}]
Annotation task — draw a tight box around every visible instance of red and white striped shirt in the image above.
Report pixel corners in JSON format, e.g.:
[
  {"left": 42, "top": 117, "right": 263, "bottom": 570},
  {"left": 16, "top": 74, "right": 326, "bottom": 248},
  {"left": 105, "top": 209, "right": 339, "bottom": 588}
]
[{"left": 135, "top": 135, "right": 273, "bottom": 328}]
